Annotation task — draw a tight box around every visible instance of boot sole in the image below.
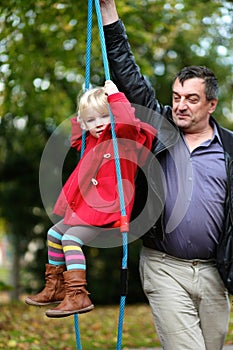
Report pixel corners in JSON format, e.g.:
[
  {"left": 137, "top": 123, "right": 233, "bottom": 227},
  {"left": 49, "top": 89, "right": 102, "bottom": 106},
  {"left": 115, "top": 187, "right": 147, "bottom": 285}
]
[
  {"left": 25, "top": 297, "right": 62, "bottom": 307},
  {"left": 45, "top": 304, "right": 94, "bottom": 318}
]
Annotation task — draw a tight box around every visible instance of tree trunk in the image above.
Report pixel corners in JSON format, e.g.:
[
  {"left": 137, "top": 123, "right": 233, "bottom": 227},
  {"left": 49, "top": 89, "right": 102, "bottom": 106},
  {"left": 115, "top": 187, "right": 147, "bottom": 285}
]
[{"left": 10, "top": 246, "right": 20, "bottom": 301}]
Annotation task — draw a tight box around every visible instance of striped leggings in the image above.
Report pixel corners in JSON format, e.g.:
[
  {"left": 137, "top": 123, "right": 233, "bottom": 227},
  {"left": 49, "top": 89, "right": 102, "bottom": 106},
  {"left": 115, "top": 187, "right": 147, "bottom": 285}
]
[{"left": 47, "top": 220, "right": 101, "bottom": 271}]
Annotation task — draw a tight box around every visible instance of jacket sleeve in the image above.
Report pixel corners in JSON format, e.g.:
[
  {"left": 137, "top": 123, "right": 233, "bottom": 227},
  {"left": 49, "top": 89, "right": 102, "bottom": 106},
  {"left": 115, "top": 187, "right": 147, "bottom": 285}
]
[
  {"left": 108, "top": 92, "right": 156, "bottom": 136},
  {"left": 107, "top": 92, "right": 156, "bottom": 160},
  {"left": 103, "top": 19, "right": 164, "bottom": 114},
  {"left": 70, "top": 117, "right": 83, "bottom": 151}
]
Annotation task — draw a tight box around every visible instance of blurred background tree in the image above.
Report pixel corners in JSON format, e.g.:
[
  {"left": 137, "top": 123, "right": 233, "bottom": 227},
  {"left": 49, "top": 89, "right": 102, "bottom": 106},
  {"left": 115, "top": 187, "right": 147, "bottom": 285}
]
[{"left": 0, "top": 0, "right": 232, "bottom": 303}]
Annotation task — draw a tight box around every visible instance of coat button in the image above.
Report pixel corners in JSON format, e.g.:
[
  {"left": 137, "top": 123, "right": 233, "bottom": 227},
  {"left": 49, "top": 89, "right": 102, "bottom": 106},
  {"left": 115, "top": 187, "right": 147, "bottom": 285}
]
[
  {"left": 91, "top": 178, "right": 98, "bottom": 186},
  {"left": 103, "top": 153, "right": 111, "bottom": 159}
]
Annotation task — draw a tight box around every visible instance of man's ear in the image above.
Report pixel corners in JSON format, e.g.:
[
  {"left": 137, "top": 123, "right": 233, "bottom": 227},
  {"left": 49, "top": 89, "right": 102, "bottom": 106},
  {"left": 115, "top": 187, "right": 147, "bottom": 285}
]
[{"left": 209, "top": 99, "right": 218, "bottom": 114}]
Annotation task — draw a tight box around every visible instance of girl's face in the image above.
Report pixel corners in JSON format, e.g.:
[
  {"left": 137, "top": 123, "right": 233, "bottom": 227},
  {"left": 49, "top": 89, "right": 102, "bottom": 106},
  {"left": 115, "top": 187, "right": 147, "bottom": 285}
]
[{"left": 82, "top": 109, "right": 110, "bottom": 138}]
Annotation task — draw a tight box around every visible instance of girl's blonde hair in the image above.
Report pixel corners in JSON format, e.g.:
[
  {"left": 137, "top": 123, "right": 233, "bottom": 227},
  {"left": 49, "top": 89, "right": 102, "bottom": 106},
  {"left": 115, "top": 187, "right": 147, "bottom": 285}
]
[{"left": 77, "top": 87, "right": 109, "bottom": 130}]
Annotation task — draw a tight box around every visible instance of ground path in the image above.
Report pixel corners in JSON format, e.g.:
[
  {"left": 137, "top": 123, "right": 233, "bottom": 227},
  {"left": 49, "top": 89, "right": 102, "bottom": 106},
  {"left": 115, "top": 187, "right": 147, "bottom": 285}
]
[{"left": 128, "top": 346, "right": 233, "bottom": 350}]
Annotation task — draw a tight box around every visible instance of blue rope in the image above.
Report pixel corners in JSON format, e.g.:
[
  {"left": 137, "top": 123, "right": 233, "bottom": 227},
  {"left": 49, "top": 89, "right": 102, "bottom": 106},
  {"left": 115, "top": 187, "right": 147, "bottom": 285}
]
[
  {"left": 74, "top": 1, "right": 128, "bottom": 349},
  {"left": 80, "top": 0, "right": 93, "bottom": 158},
  {"left": 73, "top": 1, "right": 93, "bottom": 346},
  {"left": 85, "top": 0, "right": 93, "bottom": 91},
  {"left": 94, "top": 0, "right": 110, "bottom": 80},
  {"left": 74, "top": 314, "right": 82, "bottom": 350},
  {"left": 94, "top": 2, "right": 128, "bottom": 349}
]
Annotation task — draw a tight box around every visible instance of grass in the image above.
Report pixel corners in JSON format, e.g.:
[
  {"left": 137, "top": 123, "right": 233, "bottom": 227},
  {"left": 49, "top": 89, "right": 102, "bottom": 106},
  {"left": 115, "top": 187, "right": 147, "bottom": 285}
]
[{"left": 0, "top": 298, "right": 233, "bottom": 349}]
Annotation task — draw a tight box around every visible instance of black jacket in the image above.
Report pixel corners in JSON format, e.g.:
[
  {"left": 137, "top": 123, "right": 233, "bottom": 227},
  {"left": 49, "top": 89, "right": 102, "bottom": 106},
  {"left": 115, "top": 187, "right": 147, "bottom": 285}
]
[{"left": 104, "top": 20, "right": 233, "bottom": 292}]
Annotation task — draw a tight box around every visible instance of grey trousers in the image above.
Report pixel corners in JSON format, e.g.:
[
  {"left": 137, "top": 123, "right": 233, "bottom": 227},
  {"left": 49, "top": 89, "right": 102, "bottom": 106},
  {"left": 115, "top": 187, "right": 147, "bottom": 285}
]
[{"left": 139, "top": 247, "right": 230, "bottom": 350}]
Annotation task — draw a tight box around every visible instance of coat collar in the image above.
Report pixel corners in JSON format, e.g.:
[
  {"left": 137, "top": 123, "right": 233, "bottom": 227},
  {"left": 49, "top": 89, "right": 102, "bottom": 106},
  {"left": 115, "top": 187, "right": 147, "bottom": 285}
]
[{"left": 211, "top": 116, "right": 233, "bottom": 159}]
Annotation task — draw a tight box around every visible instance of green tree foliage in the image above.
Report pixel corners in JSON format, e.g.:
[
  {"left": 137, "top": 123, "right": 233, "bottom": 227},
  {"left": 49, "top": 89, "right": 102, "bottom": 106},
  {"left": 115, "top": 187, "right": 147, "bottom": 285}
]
[
  {"left": 117, "top": 0, "right": 233, "bottom": 127},
  {"left": 0, "top": 0, "right": 233, "bottom": 302}
]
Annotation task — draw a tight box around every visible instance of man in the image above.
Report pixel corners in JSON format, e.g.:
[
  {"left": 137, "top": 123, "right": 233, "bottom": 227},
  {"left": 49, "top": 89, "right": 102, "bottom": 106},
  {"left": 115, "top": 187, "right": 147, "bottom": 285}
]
[{"left": 100, "top": 1, "right": 233, "bottom": 350}]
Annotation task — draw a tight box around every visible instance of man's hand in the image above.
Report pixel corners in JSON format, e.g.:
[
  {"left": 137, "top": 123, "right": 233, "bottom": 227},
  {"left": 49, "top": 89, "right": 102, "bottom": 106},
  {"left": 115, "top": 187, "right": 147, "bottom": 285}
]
[{"left": 100, "top": 0, "right": 119, "bottom": 25}]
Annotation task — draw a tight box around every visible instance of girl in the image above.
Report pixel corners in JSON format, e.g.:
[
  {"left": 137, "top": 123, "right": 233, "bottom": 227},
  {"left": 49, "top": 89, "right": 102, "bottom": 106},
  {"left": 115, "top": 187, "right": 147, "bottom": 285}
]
[{"left": 25, "top": 80, "right": 156, "bottom": 318}]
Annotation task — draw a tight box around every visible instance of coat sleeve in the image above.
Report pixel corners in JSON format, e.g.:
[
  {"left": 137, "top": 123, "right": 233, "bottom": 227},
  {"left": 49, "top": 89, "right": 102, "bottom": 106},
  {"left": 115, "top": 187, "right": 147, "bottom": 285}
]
[
  {"left": 103, "top": 20, "right": 164, "bottom": 114},
  {"left": 70, "top": 117, "right": 84, "bottom": 151},
  {"left": 107, "top": 92, "right": 156, "bottom": 158},
  {"left": 107, "top": 92, "right": 139, "bottom": 128}
]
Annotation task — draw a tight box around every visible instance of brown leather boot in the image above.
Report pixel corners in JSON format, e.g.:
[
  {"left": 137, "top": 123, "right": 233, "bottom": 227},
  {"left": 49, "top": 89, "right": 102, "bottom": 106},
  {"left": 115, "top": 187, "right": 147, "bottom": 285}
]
[
  {"left": 45, "top": 269, "right": 94, "bottom": 318},
  {"left": 25, "top": 264, "right": 66, "bottom": 306}
]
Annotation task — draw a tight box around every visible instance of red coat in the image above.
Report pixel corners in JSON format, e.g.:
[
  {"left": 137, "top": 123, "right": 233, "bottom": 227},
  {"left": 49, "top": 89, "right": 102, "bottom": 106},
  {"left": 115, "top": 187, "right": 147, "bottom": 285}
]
[{"left": 53, "top": 92, "right": 156, "bottom": 226}]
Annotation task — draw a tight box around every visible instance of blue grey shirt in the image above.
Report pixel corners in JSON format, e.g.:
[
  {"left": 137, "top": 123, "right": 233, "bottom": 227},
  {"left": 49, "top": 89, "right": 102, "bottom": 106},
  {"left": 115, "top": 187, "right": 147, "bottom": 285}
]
[{"left": 155, "top": 122, "right": 227, "bottom": 259}]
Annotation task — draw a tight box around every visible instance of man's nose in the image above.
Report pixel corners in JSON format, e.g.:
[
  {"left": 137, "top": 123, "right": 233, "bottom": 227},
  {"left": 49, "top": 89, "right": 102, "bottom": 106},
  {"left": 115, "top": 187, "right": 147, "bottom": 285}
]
[{"left": 178, "top": 98, "right": 187, "bottom": 110}]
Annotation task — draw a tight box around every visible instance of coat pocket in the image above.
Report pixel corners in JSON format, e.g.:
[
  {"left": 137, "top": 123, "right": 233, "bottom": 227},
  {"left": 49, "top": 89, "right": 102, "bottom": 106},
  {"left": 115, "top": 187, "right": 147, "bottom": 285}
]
[{"left": 84, "top": 176, "right": 119, "bottom": 210}]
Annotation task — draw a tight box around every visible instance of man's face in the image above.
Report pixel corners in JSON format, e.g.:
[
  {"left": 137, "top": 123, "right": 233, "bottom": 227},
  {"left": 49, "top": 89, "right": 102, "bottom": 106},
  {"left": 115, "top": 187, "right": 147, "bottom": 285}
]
[{"left": 172, "top": 77, "right": 217, "bottom": 134}]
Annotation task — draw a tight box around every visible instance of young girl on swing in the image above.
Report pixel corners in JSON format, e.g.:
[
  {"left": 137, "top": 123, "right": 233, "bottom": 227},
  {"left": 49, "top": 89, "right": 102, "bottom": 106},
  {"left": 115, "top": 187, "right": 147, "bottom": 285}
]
[{"left": 25, "top": 80, "right": 156, "bottom": 318}]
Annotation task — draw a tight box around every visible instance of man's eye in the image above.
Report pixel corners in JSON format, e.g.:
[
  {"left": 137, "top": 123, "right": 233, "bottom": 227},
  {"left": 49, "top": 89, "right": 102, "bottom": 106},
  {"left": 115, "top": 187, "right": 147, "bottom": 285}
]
[{"left": 188, "top": 98, "right": 198, "bottom": 104}]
